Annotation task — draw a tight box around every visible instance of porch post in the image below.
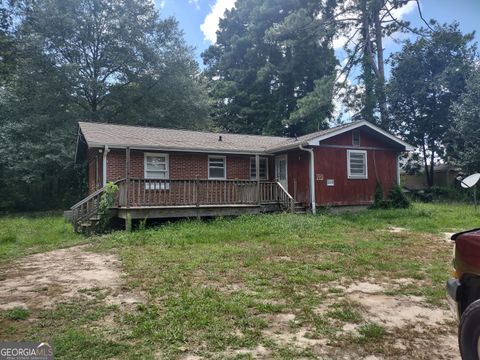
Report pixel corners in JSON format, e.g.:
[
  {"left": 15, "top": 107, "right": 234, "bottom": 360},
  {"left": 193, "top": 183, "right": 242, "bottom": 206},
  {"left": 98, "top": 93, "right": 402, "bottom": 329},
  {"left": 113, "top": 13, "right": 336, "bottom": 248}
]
[
  {"left": 255, "top": 154, "right": 260, "bottom": 204},
  {"left": 102, "top": 145, "right": 109, "bottom": 187},
  {"left": 125, "top": 147, "right": 132, "bottom": 231}
]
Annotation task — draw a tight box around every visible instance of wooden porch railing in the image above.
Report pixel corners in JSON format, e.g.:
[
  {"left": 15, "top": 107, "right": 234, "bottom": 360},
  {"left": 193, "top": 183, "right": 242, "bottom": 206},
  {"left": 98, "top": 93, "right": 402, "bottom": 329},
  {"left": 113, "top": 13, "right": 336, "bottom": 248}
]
[
  {"left": 70, "top": 178, "right": 295, "bottom": 231},
  {"left": 117, "top": 178, "right": 293, "bottom": 209}
]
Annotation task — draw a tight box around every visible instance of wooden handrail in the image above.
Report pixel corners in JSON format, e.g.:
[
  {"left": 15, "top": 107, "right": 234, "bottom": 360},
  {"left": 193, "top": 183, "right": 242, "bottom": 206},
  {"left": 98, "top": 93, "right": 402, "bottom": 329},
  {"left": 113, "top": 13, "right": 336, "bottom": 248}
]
[
  {"left": 70, "top": 179, "right": 125, "bottom": 210},
  {"left": 70, "top": 179, "right": 125, "bottom": 232},
  {"left": 276, "top": 181, "right": 294, "bottom": 200}
]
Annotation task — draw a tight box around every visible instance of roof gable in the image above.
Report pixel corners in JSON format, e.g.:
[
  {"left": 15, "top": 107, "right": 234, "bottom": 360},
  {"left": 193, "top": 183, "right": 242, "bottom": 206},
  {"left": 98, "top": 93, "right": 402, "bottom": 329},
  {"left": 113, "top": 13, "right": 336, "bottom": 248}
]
[
  {"left": 269, "top": 121, "right": 414, "bottom": 152},
  {"left": 305, "top": 121, "right": 414, "bottom": 150}
]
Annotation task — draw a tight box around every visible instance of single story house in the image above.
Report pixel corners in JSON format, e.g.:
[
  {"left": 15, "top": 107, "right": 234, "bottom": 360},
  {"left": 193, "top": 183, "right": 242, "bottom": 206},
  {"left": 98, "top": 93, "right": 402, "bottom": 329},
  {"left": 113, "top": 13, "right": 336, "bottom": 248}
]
[{"left": 70, "top": 120, "right": 413, "bottom": 231}]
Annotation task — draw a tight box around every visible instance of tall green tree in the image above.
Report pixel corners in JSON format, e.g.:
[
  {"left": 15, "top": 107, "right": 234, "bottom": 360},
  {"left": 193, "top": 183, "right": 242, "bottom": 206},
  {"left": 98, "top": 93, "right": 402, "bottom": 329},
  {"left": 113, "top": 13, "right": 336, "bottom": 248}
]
[
  {"left": 202, "top": 0, "right": 337, "bottom": 137},
  {"left": 387, "top": 23, "right": 476, "bottom": 187},
  {"left": 17, "top": 0, "right": 209, "bottom": 125},
  {"left": 334, "top": 0, "right": 433, "bottom": 125},
  {"left": 448, "top": 69, "right": 480, "bottom": 174},
  {"left": 0, "top": 0, "right": 210, "bottom": 211},
  {"left": 0, "top": 0, "right": 15, "bottom": 83}
]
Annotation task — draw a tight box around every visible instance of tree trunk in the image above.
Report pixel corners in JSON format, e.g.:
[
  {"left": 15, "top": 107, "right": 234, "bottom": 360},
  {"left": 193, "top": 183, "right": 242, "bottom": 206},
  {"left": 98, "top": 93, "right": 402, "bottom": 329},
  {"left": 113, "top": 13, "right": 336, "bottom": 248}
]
[
  {"left": 360, "top": 0, "right": 375, "bottom": 123},
  {"left": 373, "top": 6, "right": 387, "bottom": 126},
  {"left": 428, "top": 147, "right": 435, "bottom": 187},
  {"left": 421, "top": 140, "right": 432, "bottom": 187}
]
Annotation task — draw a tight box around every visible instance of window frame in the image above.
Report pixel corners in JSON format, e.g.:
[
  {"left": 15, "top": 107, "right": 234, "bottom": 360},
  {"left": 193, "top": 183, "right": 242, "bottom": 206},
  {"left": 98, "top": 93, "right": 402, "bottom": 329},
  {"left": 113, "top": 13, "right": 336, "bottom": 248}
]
[
  {"left": 352, "top": 130, "right": 361, "bottom": 146},
  {"left": 347, "top": 149, "right": 368, "bottom": 180},
  {"left": 144, "top": 153, "right": 170, "bottom": 190},
  {"left": 250, "top": 157, "right": 269, "bottom": 180},
  {"left": 208, "top": 155, "right": 227, "bottom": 180},
  {"left": 144, "top": 152, "right": 170, "bottom": 180}
]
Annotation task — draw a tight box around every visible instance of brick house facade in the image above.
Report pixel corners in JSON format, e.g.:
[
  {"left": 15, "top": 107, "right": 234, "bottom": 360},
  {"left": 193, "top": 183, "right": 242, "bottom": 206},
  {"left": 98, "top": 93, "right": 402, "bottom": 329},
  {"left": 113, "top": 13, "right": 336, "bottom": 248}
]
[
  {"left": 77, "top": 120, "right": 413, "bottom": 210},
  {"left": 87, "top": 148, "right": 276, "bottom": 194}
]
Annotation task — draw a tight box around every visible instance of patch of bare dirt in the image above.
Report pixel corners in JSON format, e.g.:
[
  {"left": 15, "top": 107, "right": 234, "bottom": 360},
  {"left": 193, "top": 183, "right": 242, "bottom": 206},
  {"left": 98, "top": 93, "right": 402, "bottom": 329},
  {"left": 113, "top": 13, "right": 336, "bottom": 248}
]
[
  {"left": 387, "top": 227, "right": 408, "bottom": 233},
  {"left": 261, "top": 313, "right": 328, "bottom": 351},
  {"left": 443, "top": 232, "right": 456, "bottom": 243},
  {"left": 345, "top": 281, "right": 459, "bottom": 359},
  {"left": 0, "top": 245, "right": 144, "bottom": 311}
]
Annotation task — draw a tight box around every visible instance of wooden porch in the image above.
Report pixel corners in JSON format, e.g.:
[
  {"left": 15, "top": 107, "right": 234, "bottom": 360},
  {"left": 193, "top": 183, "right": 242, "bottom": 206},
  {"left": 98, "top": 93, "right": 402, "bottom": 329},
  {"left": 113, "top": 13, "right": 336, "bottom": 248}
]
[{"left": 69, "top": 178, "right": 296, "bottom": 232}]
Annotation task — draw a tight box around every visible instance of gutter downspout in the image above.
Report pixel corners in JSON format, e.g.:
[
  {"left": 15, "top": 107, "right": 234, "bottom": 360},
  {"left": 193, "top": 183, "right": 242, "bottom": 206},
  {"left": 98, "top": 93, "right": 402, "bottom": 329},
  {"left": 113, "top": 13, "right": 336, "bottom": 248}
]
[
  {"left": 102, "top": 145, "right": 110, "bottom": 187},
  {"left": 299, "top": 145, "right": 316, "bottom": 215}
]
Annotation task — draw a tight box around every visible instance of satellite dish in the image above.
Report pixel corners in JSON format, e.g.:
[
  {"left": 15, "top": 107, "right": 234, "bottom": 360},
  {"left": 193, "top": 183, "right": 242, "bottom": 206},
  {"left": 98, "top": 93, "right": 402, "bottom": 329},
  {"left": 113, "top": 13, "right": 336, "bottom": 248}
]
[{"left": 461, "top": 173, "right": 480, "bottom": 189}]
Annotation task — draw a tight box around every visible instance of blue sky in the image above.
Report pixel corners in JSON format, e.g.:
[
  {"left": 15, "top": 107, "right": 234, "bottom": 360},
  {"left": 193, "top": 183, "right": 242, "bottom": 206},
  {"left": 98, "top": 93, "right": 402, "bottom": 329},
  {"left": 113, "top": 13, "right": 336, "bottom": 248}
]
[{"left": 156, "top": 0, "right": 480, "bottom": 69}]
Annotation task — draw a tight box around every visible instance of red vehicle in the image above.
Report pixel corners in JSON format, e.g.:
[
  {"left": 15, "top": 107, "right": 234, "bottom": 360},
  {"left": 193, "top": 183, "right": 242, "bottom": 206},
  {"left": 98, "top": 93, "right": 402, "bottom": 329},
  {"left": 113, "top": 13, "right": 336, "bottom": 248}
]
[{"left": 447, "top": 228, "right": 480, "bottom": 359}]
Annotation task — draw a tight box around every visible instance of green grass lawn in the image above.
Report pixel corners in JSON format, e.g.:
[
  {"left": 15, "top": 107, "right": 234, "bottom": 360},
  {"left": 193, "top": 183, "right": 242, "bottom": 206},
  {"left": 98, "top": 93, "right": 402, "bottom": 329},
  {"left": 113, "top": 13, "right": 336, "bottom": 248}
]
[
  {"left": 0, "top": 203, "right": 478, "bottom": 359},
  {"left": 0, "top": 213, "right": 85, "bottom": 262}
]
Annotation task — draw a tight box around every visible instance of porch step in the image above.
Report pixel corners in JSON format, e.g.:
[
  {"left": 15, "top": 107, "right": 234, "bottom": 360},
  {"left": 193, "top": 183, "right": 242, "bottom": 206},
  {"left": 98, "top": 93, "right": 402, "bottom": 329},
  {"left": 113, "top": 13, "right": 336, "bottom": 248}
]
[{"left": 293, "top": 202, "right": 307, "bottom": 214}]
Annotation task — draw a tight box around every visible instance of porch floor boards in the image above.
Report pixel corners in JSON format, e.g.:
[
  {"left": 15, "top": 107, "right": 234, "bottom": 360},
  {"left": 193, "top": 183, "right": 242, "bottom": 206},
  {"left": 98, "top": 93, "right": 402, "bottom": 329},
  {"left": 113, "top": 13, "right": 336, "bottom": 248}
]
[
  {"left": 116, "top": 203, "right": 282, "bottom": 220},
  {"left": 119, "top": 202, "right": 278, "bottom": 210}
]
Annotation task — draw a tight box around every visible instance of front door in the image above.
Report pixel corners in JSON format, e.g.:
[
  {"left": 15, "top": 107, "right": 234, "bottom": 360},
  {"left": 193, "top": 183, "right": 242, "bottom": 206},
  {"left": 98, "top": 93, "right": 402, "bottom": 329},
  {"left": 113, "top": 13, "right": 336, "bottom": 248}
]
[{"left": 275, "top": 155, "right": 288, "bottom": 190}]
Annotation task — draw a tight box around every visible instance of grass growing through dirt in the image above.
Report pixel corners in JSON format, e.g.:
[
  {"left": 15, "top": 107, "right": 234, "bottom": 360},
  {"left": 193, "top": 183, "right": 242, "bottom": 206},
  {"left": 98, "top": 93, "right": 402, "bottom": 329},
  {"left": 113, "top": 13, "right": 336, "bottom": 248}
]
[
  {"left": 0, "top": 214, "right": 84, "bottom": 262},
  {"left": 5, "top": 307, "right": 30, "bottom": 321},
  {"left": 0, "top": 202, "right": 478, "bottom": 358},
  {"left": 356, "top": 323, "right": 386, "bottom": 344}
]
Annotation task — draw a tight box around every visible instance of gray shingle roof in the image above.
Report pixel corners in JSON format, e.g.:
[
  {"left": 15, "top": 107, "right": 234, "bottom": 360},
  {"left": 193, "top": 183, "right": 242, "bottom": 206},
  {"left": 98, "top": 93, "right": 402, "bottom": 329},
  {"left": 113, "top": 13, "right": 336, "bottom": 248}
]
[
  {"left": 79, "top": 122, "right": 289, "bottom": 154},
  {"left": 78, "top": 120, "right": 412, "bottom": 154}
]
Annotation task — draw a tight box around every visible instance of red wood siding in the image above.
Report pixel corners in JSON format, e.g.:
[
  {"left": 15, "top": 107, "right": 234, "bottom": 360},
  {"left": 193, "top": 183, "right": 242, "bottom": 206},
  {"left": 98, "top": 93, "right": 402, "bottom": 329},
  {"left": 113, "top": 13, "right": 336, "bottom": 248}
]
[
  {"left": 282, "top": 128, "right": 399, "bottom": 207},
  {"left": 314, "top": 129, "right": 399, "bottom": 206},
  {"left": 320, "top": 127, "right": 396, "bottom": 148},
  {"left": 314, "top": 147, "right": 397, "bottom": 206},
  {"left": 286, "top": 150, "right": 310, "bottom": 205}
]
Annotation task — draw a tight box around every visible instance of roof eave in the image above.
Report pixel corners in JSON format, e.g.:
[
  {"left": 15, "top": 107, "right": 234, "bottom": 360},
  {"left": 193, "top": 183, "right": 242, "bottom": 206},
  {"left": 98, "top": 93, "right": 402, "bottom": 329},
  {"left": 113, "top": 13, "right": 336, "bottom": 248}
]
[
  {"left": 266, "top": 141, "right": 309, "bottom": 153},
  {"left": 86, "top": 142, "right": 274, "bottom": 156}
]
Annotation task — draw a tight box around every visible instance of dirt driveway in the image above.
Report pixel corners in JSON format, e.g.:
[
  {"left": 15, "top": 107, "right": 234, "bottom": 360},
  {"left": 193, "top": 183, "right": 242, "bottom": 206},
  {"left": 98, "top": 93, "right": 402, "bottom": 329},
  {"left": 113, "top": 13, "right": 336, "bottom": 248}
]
[
  {"left": 0, "top": 244, "right": 459, "bottom": 359},
  {"left": 0, "top": 245, "right": 143, "bottom": 311}
]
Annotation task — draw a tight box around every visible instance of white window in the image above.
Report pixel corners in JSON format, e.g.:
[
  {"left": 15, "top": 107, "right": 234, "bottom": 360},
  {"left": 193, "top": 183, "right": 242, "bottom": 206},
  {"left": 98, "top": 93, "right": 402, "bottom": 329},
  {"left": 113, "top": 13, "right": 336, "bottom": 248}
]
[
  {"left": 208, "top": 156, "right": 226, "bottom": 179},
  {"left": 347, "top": 150, "right": 368, "bottom": 179},
  {"left": 250, "top": 157, "right": 268, "bottom": 180},
  {"left": 144, "top": 153, "right": 169, "bottom": 189},
  {"left": 352, "top": 130, "right": 360, "bottom": 146}
]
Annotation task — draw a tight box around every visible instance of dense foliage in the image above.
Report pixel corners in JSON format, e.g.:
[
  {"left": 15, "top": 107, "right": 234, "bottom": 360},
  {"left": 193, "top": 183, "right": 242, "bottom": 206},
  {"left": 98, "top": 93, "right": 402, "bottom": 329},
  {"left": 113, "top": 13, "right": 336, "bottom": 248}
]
[
  {"left": 202, "top": 0, "right": 337, "bottom": 136},
  {"left": 0, "top": 0, "right": 479, "bottom": 211},
  {"left": 387, "top": 23, "right": 477, "bottom": 186},
  {"left": 449, "top": 69, "right": 480, "bottom": 174},
  {"left": 0, "top": 0, "right": 210, "bottom": 211},
  {"left": 371, "top": 182, "right": 410, "bottom": 209}
]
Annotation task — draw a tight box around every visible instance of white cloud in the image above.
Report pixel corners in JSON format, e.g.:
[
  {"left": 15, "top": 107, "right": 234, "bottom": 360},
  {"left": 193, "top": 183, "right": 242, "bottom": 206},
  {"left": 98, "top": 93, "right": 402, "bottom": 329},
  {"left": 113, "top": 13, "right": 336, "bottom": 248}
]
[
  {"left": 200, "top": 0, "right": 236, "bottom": 43},
  {"left": 390, "top": 0, "right": 417, "bottom": 19},
  {"left": 158, "top": 0, "right": 166, "bottom": 8}
]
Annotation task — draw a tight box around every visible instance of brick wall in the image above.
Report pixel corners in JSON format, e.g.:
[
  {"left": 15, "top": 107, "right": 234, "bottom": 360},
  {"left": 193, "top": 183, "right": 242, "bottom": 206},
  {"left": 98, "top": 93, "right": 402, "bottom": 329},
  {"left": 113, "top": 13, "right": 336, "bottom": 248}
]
[
  {"left": 107, "top": 149, "right": 144, "bottom": 181},
  {"left": 227, "top": 155, "right": 251, "bottom": 179},
  {"left": 170, "top": 153, "right": 208, "bottom": 179},
  {"left": 102, "top": 149, "right": 260, "bottom": 183}
]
